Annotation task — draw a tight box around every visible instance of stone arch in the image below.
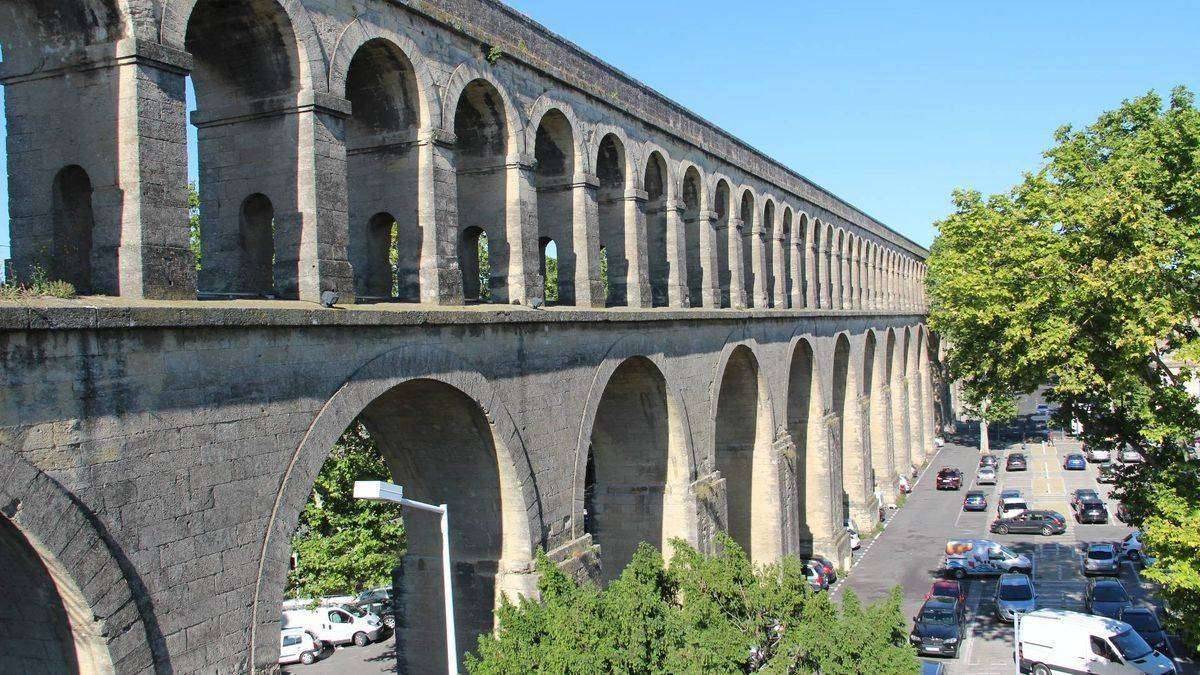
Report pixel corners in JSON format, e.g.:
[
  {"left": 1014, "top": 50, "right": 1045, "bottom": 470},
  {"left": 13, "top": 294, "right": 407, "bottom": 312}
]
[
  {"left": 251, "top": 343, "right": 539, "bottom": 671},
  {"left": 343, "top": 37, "right": 424, "bottom": 301},
  {"left": 711, "top": 343, "right": 781, "bottom": 563},
  {"left": 531, "top": 104, "right": 581, "bottom": 305},
  {"left": 441, "top": 64, "right": 526, "bottom": 158},
  {"left": 820, "top": 221, "right": 834, "bottom": 309},
  {"left": 796, "top": 211, "right": 813, "bottom": 308},
  {"left": 761, "top": 197, "right": 776, "bottom": 308},
  {"left": 643, "top": 148, "right": 672, "bottom": 307},
  {"left": 49, "top": 165, "right": 104, "bottom": 295},
  {"left": 712, "top": 175, "right": 734, "bottom": 308},
  {"left": 737, "top": 186, "right": 757, "bottom": 308},
  {"left": 0, "top": 0, "right": 129, "bottom": 73},
  {"left": 594, "top": 128, "right": 636, "bottom": 306},
  {"left": 328, "top": 20, "right": 439, "bottom": 129},
  {"left": 526, "top": 95, "right": 588, "bottom": 176},
  {"left": 833, "top": 332, "right": 871, "bottom": 532},
  {"left": 785, "top": 335, "right": 838, "bottom": 563},
  {"left": 780, "top": 205, "right": 794, "bottom": 308},
  {"left": 574, "top": 350, "right": 696, "bottom": 582},
  {"left": 831, "top": 227, "right": 845, "bottom": 310},
  {"left": 161, "top": 0, "right": 325, "bottom": 91},
  {"left": 0, "top": 449, "right": 158, "bottom": 673},
  {"left": 680, "top": 163, "right": 708, "bottom": 307}
]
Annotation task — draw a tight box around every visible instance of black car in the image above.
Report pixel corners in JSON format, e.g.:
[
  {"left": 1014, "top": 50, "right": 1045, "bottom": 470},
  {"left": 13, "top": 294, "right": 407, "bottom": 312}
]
[
  {"left": 1119, "top": 606, "right": 1172, "bottom": 657},
  {"left": 962, "top": 490, "right": 988, "bottom": 512},
  {"left": 354, "top": 587, "right": 396, "bottom": 629},
  {"left": 1086, "top": 578, "right": 1132, "bottom": 619},
  {"left": 909, "top": 598, "right": 965, "bottom": 657},
  {"left": 936, "top": 468, "right": 963, "bottom": 490},
  {"left": 979, "top": 454, "right": 999, "bottom": 468},
  {"left": 1073, "top": 497, "right": 1109, "bottom": 524},
  {"left": 1005, "top": 453, "right": 1027, "bottom": 471},
  {"left": 990, "top": 510, "right": 1067, "bottom": 536}
]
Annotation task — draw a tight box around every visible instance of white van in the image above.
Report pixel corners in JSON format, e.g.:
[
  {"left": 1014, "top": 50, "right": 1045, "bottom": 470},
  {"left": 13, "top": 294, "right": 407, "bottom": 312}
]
[
  {"left": 282, "top": 605, "right": 383, "bottom": 648},
  {"left": 278, "top": 627, "right": 323, "bottom": 666},
  {"left": 1017, "top": 608, "right": 1175, "bottom": 674}
]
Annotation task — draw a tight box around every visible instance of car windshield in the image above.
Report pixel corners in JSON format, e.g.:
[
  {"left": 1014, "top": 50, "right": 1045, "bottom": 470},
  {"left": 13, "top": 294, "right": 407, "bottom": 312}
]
[
  {"left": 1088, "top": 549, "right": 1114, "bottom": 561},
  {"left": 1092, "top": 584, "right": 1128, "bottom": 602},
  {"left": 1122, "top": 611, "right": 1160, "bottom": 632},
  {"left": 998, "top": 584, "right": 1032, "bottom": 601},
  {"left": 340, "top": 604, "right": 366, "bottom": 617},
  {"left": 1111, "top": 629, "right": 1153, "bottom": 661},
  {"left": 998, "top": 547, "right": 1018, "bottom": 559},
  {"left": 1078, "top": 491, "right": 1098, "bottom": 499},
  {"left": 919, "top": 607, "right": 957, "bottom": 626}
]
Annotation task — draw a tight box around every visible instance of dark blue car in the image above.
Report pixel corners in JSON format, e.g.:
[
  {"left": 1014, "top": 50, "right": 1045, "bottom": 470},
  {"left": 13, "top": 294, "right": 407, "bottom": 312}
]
[{"left": 1063, "top": 453, "right": 1087, "bottom": 470}]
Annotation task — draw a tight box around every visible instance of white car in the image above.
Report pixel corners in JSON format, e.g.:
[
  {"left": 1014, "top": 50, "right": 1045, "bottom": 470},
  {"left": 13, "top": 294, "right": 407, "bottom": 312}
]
[
  {"left": 1035, "top": 404, "right": 1050, "bottom": 414},
  {"left": 998, "top": 497, "right": 1029, "bottom": 519},
  {"left": 1120, "top": 531, "right": 1145, "bottom": 561},
  {"left": 279, "top": 627, "right": 323, "bottom": 666},
  {"left": 977, "top": 465, "right": 997, "bottom": 485},
  {"left": 847, "top": 524, "right": 861, "bottom": 550},
  {"left": 1119, "top": 447, "right": 1144, "bottom": 463}
]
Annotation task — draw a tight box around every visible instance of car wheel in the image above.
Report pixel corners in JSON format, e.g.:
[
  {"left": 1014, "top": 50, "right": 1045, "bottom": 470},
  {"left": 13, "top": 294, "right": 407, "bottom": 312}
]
[
  {"left": 1041, "top": 525, "right": 1053, "bottom": 536},
  {"left": 353, "top": 632, "right": 370, "bottom": 647},
  {"left": 996, "top": 524, "right": 1009, "bottom": 535},
  {"left": 300, "top": 651, "right": 316, "bottom": 665},
  {"left": 384, "top": 614, "right": 396, "bottom": 629},
  {"left": 1032, "top": 664, "right": 1052, "bottom": 675}
]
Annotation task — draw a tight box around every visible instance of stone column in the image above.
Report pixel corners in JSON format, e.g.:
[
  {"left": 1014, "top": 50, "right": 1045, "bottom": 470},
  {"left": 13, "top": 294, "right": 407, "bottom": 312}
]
[
  {"left": 417, "top": 129, "right": 466, "bottom": 304},
  {"left": 664, "top": 198, "right": 689, "bottom": 307},
  {"left": 844, "top": 395, "right": 879, "bottom": 531},
  {"left": 571, "top": 172, "right": 605, "bottom": 308},
  {"left": 805, "top": 232, "right": 818, "bottom": 308},
  {"left": 849, "top": 245, "right": 861, "bottom": 310},
  {"left": 891, "top": 376, "right": 912, "bottom": 474},
  {"left": 906, "top": 375, "right": 925, "bottom": 467},
  {"left": 873, "top": 384, "right": 897, "bottom": 503},
  {"left": 697, "top": 209, "right": 722, "bottom": 308},
  {"left": 840, "top": 242, "right": 852, "bottom": 310},
  {"left": 750, "top": 211, "right": 769, "bottom": 308},
  {"left": 772, "top": 230, "right": 787, "bottom": 308},
  {"left": 623, "top": 188, "right": 652, "bottom": 308},
  {"left": 789, "top": 230, "right": 804, "bottom": 309},
  {"left": 505, "top": 154, "right": 543, "bottom": 306},
  {"left": 830, "top": 246, "right": 843, "bottom": 309},
  {"left": 728, "top": 216, "right": 747, "bottom": 309}
]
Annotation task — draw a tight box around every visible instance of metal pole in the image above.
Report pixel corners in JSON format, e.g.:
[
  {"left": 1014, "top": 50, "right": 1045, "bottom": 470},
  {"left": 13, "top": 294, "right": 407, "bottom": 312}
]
[
  {"left": 1013, "top": 611, "right": 1020, "bottom": 675},
  {"left": 440, "top": 505, "right": 457, "bottom": 675}
]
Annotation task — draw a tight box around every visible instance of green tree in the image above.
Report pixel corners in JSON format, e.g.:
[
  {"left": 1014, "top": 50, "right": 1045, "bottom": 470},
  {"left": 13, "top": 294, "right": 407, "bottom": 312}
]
[
  {"left": 188, "top": 183, "right": 202, "bottom": 270},
  {"left": 959, "top": 382, "right": 1019, "bottom": 453},
  {"left": 466, "top": 535, "right": 917, "bottom": 674},
  {"left": 479, "top": 235, "right": 492, "bottom": 302},
  {"left": 288, "top": 421, "right": 405, "bottom": 599},
  {"left": 544, "top": 255, "right": 559, "bottom": 304},
  {"left": 927, "top": 87, "right": 1200, "bottom": 650}
]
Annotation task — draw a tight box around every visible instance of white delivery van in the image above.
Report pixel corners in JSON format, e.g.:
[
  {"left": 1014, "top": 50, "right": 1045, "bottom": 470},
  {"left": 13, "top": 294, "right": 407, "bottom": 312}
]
[
  {"left": 282, "top": 605, "right": 383, "bottom": 648},
  {"left": 278, "top": 627, "right": 323, "bottom": 666},
  {"left": 942, "top": 539, "right": 1032, "bottom": 579},
  {"left": 1017, "top": 608, "right": 1175, "bottom": 674}
]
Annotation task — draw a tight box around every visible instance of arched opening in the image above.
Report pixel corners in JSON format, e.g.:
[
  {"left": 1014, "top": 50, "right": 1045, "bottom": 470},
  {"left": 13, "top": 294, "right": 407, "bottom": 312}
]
[
  {"left": 682, "top": 167, "right": 703, "bottom": 305},
  {"left": 345, "top": 38, "right": 422, "bottom": 302},
  {"left": 832, "top": 229, "right": 845, "bottom": 309},
  {"left": 821, "top": 224, "right": 833, "bottom": 309},
  {"left": 539, "top": 237, "right": 559, "bottom": 304},
  {"left": 896, "top": 328, "right": 913, "bottom": 466},
  {"left": 454, "top": 79, "right": 510, "bottom": 303},
  {"left": 596, "top": 134, "right": 627, "bottom": 306},
  {"left": 0, "top": 515, "right": 114, "bottom": 673},
  {"left": 460, "top": 226, "right": 490, "bottom": 302},
  {"left": 534, "top": 109, "right": 575, "bottom": 305},
  {"left": 714, "top": 180, "right": 732, "bottom": 308},
  {"left": 362, "top": 212, "right": 399, "bottom": 298},
  {"left": 739, "top": 191, "right": 755, "bottom": 308},
  {"left": 861, "top": 332, "right": 878, "bottom": 507},
  {"left": 762, "top": 200, "right": 775, "bottom": 308},
  {"left": 644, "top": 152, "right": 669, "bottom": 307},
  {"left": 781, "top": 209, "right": 793, "bottom": 308},
  {"left": 288, "top": 379, "right": 529, "bottom": 673},
  {"left": 831, "top": 336, "right": 852, "bottom": 530},
  {"left": 714, "top": 346, "right": 776, "bottom": 562},
  {"left": 50, "top": 165, "right": 97, "bottom": 293},
  {"left": 586, "top": 356, "right": 686, "bottom": 582},
  {"left": 798, "top": 215, "right": 811, "bottom": 308},
  {"left": 187, "top": 0, "right": 302, "bottom": 298},
  {"left": 238, "top": 193, "right": 276, "bottom": 296},
  {"left": 787, "top": 339, "right": 823, "bottom": 556}
]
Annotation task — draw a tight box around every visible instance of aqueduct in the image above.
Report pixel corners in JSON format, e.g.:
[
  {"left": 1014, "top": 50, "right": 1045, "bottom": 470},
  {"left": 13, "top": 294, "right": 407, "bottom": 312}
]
[{"left": 0, "top": 0, "right": 943, "bottom": 672}]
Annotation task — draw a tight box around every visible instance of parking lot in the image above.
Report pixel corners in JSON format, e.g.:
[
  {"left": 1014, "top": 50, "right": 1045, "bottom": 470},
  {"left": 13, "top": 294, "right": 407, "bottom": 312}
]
[{"left": 837, "top": 420, "right": 1195, "bottom": 674}]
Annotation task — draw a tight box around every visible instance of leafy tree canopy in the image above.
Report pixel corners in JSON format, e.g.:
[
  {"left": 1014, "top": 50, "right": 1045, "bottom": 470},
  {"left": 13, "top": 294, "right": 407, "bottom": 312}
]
[
  {"left": 927, "top": 87, "right": 1200, "bottom": 650},
  {"left": 467, "top": 535, "right": 917, "bottom": 674}
]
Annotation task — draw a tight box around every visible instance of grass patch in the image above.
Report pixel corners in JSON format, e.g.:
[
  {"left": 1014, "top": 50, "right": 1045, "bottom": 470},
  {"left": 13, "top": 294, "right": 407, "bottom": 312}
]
[{"left": 0, "top": 269, "right": 78, "bottom": 300}]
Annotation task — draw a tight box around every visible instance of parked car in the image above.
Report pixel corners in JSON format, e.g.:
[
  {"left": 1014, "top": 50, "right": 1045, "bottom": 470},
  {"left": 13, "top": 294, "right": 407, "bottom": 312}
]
[
  {"left": 1120, "top": 446, "right": 1144, "bottom": 463},
  {"left": 936, "top": 467, "right": 964, "bottom": 490},
  {"left": 1116, "top": 503, "right": 1132, "bottom": 523},
  {"left": 919, "top": 660, "right": 946, "bottom": 675},
  {"left": 1119, "top": 531, "right": 1146, "bottom": 562},
  {"left": 1120, "top": 606, "right": 1173, "bottom": 658},
  {"left": 806, "top": 555, "right": 838, "bottom": 584},
  {"left": 991, "top": 510, "right": 1067, "bottom": 536},
  {"left": 1070, "top": 488, "right": 1101, "bottom": 509},
  {"left": 1086, "top": 578, "right": 1133, "bottom": 619},
  {"left": 908, "top": 598, "right": 966, "bottom": 657},
  {"left": 281, "top": 605, "right": 383, "bottom": 648},
  {"left": 1017, "top": 608, "right": 1175, "bottom": 675},
  {"left": 1085, "top": 444, "right": 1112, "bottom": 463},
  {"left": 997, "top": 497, "right": 1030, "bottom": 519},
  {"left": 802, "top": 559, "right": 829, "bottom": 591},
  {"left": 926, "top": 579, "right": 967, "bottom": 605},
  {"left": 1063, "top": 453, "right": 1087, "bottom": 470},
  {"left": 1073, "top": 497, "right": 1109, "bottom": 524},
  {"left": 1082, "top": 542, "right": 1121, "bottom": 576},
  {"left": 1005, "top": 453, "right": 1027, "bottom": 471},
  {"left": 354, "top": 587, "right": 396, "bottom": 629},
  {"left": 999, "top": 488, "right": 1022, "bottom": 501},
  {"left": 1098, "top": 463, "right": 1120, "bottom": 483},
  {"left": 1035, "top": 403, "right": 1050, "bottom": 414},
  {"left": 979, "top": 454, "right": 999, "bottom": 468},
  {"left": 976, "top": 465, "right": 997, "bottom": 485},
  {"left": 279, "top": 627, "right": 324, "bottom": 666},
  {"left": 847, "top": 524, "right": 861, "bottom": 550},
  {"left": 994, "top": 572, "right": 1037, "bottom": 622},
  {"left": 942, "top": 539, "right": 1033, "bottom": 579},
  {"left": 962, "top": 490, "right": 988, "bottom": 512}
]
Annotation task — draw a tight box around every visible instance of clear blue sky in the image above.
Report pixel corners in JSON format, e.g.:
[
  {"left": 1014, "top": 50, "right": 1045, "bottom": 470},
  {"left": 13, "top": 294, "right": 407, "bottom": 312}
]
[{"left": 3, "top": 1, "right": 1199, "bottom": 260}]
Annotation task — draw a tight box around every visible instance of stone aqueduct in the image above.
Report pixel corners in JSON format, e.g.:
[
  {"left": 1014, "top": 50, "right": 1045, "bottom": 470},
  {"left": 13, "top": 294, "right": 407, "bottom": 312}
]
[{"left": 0, "top": 0, "right": 944, "bottom": 673}]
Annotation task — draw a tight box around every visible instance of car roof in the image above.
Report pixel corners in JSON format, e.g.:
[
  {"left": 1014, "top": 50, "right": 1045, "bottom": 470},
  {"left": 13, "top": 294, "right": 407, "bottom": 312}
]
[
  {"left": 932, "top": 579, "right": 960, "bottom": 589},
  {"left": 922, "top": 598, "right": 959, "bottom": 611},
  {"left": 1087, "top": 542, "right": 1116, "bottom": 550},
  {"left": 999, "top": 573, "right": 1031, "bottom": 585},
  {"left": 1001, "top": 497, "right": 1028, "bottom": 504},
  {"left": 966, "top": 490, "right": 985, "bottom": 496},
  {"left": 1090, "top": 577, "right": 1124, "bottom": 588},
  {"left": 1120, "top": 606, "right": 1153, "bottom": 616},
  {"left": 1024, "top": 608, "right": 1127, "bottom": 634}
]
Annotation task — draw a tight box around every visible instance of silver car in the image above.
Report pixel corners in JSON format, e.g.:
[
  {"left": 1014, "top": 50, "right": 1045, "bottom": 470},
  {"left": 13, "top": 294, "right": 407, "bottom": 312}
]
[
  {"left": 1082, "top": 542, "right": 1121, "bottom": 576},
  {"left": 994, "top": 573, "right": 1036, "bottom": 622}
]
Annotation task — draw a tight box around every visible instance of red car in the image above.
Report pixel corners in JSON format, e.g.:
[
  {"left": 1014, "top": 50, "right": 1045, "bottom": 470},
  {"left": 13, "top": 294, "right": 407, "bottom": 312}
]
[
  {"left": 926, "top": 579, "right": 967, "bottom": 605},
  {"left": 936, "top": 467, "right": 963, "bottom": 490}
]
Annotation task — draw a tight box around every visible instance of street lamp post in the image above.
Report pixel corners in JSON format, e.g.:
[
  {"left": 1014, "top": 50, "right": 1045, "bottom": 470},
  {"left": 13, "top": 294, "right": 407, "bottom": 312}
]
[{"left": 354, "top": 480, "right": 457, "bottom": 675}]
